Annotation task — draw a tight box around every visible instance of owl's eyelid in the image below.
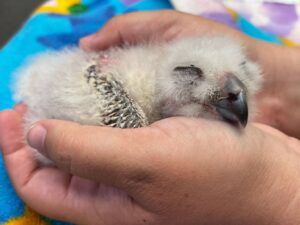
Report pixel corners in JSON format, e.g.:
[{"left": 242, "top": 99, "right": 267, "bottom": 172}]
[
  {"left": 240, "top": 61, "right": 247, "bottom": 66},
  {"left": 173, "top": 66, "right": 203, "bottom": 78}
]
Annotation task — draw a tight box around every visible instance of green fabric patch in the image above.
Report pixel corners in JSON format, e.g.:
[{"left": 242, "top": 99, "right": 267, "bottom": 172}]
[{"left": 69, "top": 4, "right": 88, "bottom": 15}]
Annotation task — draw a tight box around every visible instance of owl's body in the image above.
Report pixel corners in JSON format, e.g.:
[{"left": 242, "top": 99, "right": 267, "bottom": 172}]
[
  {"left": 15, "top": 46, "right": 156, "bottom": 128},
  {"left": 15, "top": 36, "right": 262, "bottom": 132}
]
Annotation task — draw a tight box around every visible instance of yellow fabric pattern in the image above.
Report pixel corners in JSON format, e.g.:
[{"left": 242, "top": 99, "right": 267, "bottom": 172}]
[
  {"left": 4, "top": 208, "right": 49, "bottom": 225},
  {"left": 225, "top": 6, "right": 238, "bottom": 20},
  {"left": 280, "top": 37, "right": 298, "bottom": 46},
  {"left": 35, "top": 0, "right": 81, "bottom": 15}
]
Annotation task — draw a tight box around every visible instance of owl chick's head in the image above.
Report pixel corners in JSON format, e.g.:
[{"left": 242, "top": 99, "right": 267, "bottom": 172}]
[{"left": 157, "top": 36, "right": 262, "bottom": 127}]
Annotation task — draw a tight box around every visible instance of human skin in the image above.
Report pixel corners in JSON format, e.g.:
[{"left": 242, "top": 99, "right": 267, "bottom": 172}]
[
  {"left": 0, "top": 105, "right": 299, "bottom": 225},
  {"left": 0, "top": 10, "right": 300, "bottom": 225}
]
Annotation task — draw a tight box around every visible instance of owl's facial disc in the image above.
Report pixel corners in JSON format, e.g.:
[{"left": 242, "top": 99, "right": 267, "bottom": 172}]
[{"left": 173, "top": 65, "right": 248, "bottom": 127}]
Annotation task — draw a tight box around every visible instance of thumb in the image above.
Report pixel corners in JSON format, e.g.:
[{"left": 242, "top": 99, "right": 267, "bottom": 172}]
[{"left": 27, "top": 119, "right": 160, "bottom": 192}]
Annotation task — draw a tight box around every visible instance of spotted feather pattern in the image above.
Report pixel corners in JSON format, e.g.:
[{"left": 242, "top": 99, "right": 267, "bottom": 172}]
[{"left": 84, "top": 64, "right": 148, "bottom": 128}]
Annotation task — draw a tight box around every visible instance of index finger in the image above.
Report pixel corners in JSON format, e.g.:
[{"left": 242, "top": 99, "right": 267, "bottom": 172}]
[{"left": 79, "top": 10, "right": 180, "bottom": 51}]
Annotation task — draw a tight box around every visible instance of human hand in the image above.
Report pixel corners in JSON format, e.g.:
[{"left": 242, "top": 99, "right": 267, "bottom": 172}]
[
  {"left": 80, "top": 10, "right": 300, "bottom": 138},
  {"left": 1, "top": 106, "right": 299, "bottom": 225}
]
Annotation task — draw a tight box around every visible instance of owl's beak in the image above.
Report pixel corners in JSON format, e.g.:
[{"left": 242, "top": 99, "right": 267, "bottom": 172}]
[{"left": 214, "top": 76, "right": 248, "bottom": 127}]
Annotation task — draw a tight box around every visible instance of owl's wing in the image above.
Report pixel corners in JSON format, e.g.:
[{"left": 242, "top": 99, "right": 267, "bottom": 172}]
[{"left": 85, "top": 64, "right": 148, "bottom": 128}]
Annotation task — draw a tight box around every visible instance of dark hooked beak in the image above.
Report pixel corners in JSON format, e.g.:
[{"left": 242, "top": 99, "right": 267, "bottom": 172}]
[{"left": 214, "top": 76, "right": 248, "bottom": 127}]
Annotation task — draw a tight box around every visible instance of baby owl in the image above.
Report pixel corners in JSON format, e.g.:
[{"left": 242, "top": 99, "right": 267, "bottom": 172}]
[{"left": 15, "top": 36, "right": 262, "bottom": 131}]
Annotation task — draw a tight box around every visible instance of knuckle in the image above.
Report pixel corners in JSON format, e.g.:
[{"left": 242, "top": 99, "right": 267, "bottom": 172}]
[
  {"left": 127, "top": 168, "right": 155, "bottom": 185},
  {"left": 123, "top": 159, "right": 166, "bottom": 191},
  {"left": 124, "top": 167, "right": 157, "bottom": 191}
]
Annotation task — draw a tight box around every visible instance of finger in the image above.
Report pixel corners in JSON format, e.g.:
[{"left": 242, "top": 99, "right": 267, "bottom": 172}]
[
  {"left": 0, "top": 110, "right": 65, "bottom": 201},
  {"left": 80, "top": 10, "right": 179, "bottom": 51},
  {"left": 0, "top": 110, "right": 86, "bottom": 222},
  {"left": 0, "top": 110, "right": 26, "bottom": 155},
  {"left": 0, "top": 110, "right": 41, "bottom": 187},
  {"left": 26, "top": 119, "right": 162, "bottom": 192},
  {"left": 13, "top": 103, "right": 27, "bottom": 115},
  {"left": 253, "top": 123, "right": 300, "bottom": 155},
  {"left": 253, "top": 123, "right": 289, "bottom": 140}
]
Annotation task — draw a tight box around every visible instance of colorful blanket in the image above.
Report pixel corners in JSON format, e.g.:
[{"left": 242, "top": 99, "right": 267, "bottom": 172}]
[
  {"left": 171, "top": 0, "right": 300, "bottom": 46},
  {"left": 0, "top": 0, "right": 299, "bottom": 224}
]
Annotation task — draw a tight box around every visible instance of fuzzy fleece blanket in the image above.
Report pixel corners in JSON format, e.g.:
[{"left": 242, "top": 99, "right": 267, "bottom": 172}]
[{"left": 0, "top": 0, "right": 299, "bottom": 224}]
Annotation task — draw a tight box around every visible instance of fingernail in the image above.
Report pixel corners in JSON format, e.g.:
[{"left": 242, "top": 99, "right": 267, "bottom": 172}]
[
  {"left": 80, "top": 35, "right": 96, "bottom": 50},
  {"left": 81, "top": 34, "right": 96, "bottom": 42},
  {"left": 27, "top": 124, "right": 47, "bottom": 153},
  {"left": 13, "top": 103, "right": 26, "bottom": 114}
]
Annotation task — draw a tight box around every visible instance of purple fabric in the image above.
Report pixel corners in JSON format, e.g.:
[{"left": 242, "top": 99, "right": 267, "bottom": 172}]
[
  {"left": 201, "top": 12, "right": 237, "bottom": 29},
  {"left": 262, "top": 3, "right": 297, "bottom": 36},
  {"left": 120, "top": 0, "right": 141, "bottom": 6}
]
